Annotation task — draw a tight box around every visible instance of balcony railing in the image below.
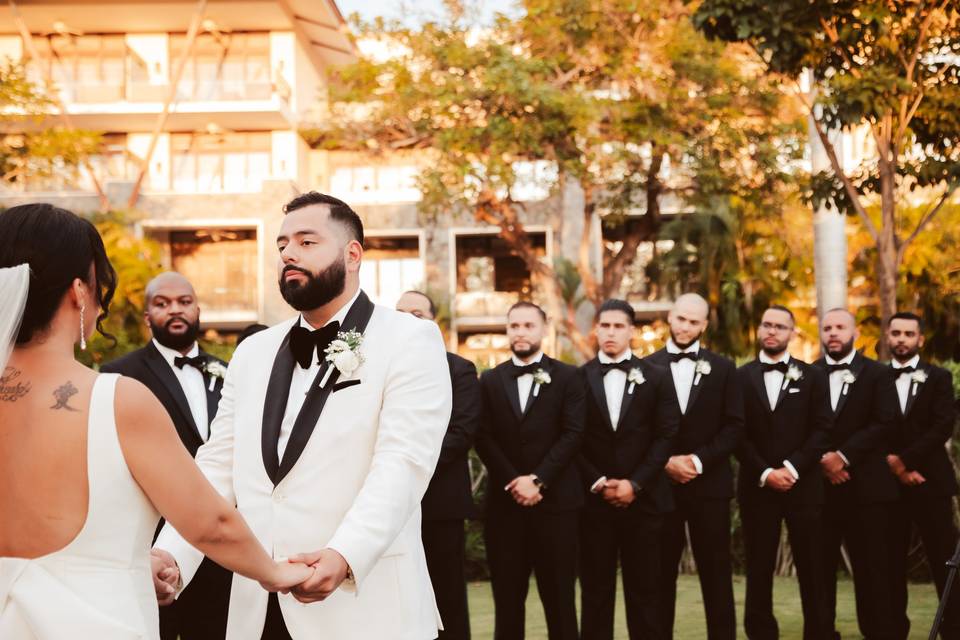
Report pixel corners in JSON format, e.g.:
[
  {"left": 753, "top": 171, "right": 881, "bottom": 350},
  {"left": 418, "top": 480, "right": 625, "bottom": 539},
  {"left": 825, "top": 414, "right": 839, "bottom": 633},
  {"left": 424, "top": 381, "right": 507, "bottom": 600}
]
[{"left": 56, "top": 80, "right": 286, "bottom": 105}]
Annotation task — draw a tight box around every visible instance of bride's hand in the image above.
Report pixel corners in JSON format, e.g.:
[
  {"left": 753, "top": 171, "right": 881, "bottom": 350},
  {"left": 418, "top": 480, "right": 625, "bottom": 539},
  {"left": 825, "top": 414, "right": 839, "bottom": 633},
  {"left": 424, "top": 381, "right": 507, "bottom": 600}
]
[{"left": 260, "top": 559, "right": 314, "bottom": 593}]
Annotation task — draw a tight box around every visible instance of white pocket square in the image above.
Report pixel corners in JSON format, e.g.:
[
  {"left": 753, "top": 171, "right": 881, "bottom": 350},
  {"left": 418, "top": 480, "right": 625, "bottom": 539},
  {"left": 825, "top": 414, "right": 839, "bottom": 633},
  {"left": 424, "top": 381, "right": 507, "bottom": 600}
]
[{"left": 789, "top": 388, "right": 800, "bottom": 394}]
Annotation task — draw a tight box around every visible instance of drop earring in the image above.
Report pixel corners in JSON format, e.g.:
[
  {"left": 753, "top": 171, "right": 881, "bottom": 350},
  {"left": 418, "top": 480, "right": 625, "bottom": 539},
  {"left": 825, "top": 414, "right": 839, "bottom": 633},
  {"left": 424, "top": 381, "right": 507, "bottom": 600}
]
[{"left": 79, "top": 304, "right": 87, "bottom": 351}]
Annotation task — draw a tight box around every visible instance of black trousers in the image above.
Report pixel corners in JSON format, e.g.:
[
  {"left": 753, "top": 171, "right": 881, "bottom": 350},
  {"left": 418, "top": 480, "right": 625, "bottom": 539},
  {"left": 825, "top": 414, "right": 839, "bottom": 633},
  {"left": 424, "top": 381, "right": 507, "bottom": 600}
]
[
  {"left": 889, "top": 495, "right": 960, "bottom": 640},
  {"left": 159, "top": 556, "right": 233, "bottom": 640},
  {"left": 484, "top": 508, "right": 579, "bottom": 640},
  {"left": 822, "top": 494, "right": 896, "bottom": 640},
  {"left": 659, "top": 495, "right": 736, "bottom": 640},
  {"left": 261, "top": 593, "right": 293, "bottom": 640},
  {"left": 424, "top": 518, "right": 471, "bottom": 640},
  {"left": 580, "top": 504, "right": 663, "bottom": 640},
  {"left": 741, "top": 500, "right": 827, "bottom": 640}
]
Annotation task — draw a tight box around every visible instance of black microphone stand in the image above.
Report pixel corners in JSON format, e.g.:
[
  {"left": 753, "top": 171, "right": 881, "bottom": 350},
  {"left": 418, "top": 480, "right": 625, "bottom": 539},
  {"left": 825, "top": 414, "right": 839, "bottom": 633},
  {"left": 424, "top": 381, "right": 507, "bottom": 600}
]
[{"left": 929, "top": 537, "right": 960, "bottom": 640}]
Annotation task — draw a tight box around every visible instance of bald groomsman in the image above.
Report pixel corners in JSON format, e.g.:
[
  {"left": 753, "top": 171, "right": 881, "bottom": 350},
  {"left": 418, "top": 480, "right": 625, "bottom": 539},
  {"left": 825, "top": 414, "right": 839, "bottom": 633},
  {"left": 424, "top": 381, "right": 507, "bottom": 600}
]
[
  {"left": 884, "top": 312, "right": 960, "bottom": 639},
  {"left": 646, "top": 294, "right": 742, "bottom": 640},
  {"left": 102, "top": 272, "right": 232, "bottom": 640},
  {"left": 396, "top": 290, "right": 479, "bottom": 640},
  {"left": 815, "top": 308, "right": 899, "bottom": 640}
]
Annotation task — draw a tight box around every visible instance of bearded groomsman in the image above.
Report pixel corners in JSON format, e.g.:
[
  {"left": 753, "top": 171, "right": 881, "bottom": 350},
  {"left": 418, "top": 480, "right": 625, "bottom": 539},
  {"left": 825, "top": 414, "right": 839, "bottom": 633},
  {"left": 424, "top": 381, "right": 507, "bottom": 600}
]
[
  {"left": 884, "top": 312, "right": 960, "bottom": 639},
  {"left": 396, "top": 290, "right": 479, "bottom": 640},
  {"left": 102, "top": 272, "right": 232, "bottom": 640},
  {"left": 645, "top": 293, "right": 742, "bottom": 640},
  {"left": 737, "top": 305, "right": 832, "bottom": 640},
  {"left": 475, "top": 301, "right": 584, "bottom": 640},
  {"left": 815, "top": 308, "right": 899, "bottom": 640},
  {"left": 578, "top": 299, "right": 679, "bottom": 639}
]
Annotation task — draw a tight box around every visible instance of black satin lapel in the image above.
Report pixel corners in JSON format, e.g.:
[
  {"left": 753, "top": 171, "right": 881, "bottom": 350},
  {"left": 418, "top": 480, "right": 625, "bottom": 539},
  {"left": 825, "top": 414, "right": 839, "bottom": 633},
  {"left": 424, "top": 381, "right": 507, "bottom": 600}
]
[
  {"left": 748, "top": 362, "right": 773, "bottom": 415},
  {"left": 685, "top": 355, "right": 706, "bottom": 414},
  {"left": 200, "top": 352, "right": 222, "bottom": 424},
  {"left": 275, "top": 291, "right": 376, "bottom": 484},
  {"left": 833, "top": 354, "right": 865, "bottom": 417},
  {"left": 586, "top": 361, "right": 613, "bottom": 430},
  {"left": 499, "top": 366, "right": 523, "bottom": 421},
  {"left": 522, "top": 360, "right": 549, "bottom": 419},
  {"left": 617, "top": 357, "right": 641, "bottom": 427},
  {"left": 144, "top": 343, "right": 202, "bottom": 441},
  {"left": 261, "top": 334, "right": 296, "bottom": 484},
  {"left": 903, "top": 363, "right": 927, "bottom": 417}
]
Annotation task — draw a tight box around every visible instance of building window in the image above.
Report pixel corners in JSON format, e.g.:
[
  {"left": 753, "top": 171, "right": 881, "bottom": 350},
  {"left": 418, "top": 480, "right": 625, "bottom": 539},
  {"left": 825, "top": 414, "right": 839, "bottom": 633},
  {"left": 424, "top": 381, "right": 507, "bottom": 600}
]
[
  {"left": 170, "top": 132, "right": 271, "bottom": 193},
  {"left": 456, "top": 331, "right": 512, "bottom": 370},
  {"left": 170, "top": 32, "right": 271, "bottom": 101},
  {"left": 360, "top": 235, "right": 423, "bottom": 307},
  {"left": 329, "top": 165, "right": 421, "bottom": 203},
  {"left": 33, "top": 35, "right": 127, "bottom": 103},
  {"left": 163, "top": 228, "right": 258, "bottom": 324},
  {"left": 454, "top": 232, "right": 547, "bottom": 319}
]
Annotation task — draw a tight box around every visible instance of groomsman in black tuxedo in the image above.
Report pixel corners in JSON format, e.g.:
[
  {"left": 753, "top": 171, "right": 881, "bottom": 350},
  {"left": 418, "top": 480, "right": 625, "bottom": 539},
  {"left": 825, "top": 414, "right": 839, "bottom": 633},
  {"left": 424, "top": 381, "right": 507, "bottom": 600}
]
[
  {"left": 101, "top": 272, "right": 231, "bottom": 640},
  {"left": 737, "top": 305, "right": 832, "bottom": 640},
  {"left": 815, "top": 308, "right": 899, "bottom": 640},
  {"left": 646, "top": 293, "right": 742, "bottom": 640},
  {"left": 579, "top": 299, "right": 679, "bottom": 639},
  {"left": 396, "top": 290, "right": 479, "bottom": 640},
  {"left": 884, "top": 312, "right": 960, "bottom": 639},
  {"left": 476, "top": 301, "right": 584, "bottom": 640}
]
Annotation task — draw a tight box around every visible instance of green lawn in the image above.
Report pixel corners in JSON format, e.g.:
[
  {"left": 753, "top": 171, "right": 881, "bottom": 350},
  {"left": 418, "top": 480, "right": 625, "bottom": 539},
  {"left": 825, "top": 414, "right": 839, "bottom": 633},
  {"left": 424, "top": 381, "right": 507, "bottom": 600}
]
[{"left": 467, "top": 575, "right": 942, "bottom": 638}]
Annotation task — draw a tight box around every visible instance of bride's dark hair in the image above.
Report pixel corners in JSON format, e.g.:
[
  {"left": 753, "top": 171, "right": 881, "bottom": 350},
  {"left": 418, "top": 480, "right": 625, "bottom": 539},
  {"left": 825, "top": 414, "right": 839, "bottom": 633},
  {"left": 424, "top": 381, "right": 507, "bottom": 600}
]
[{"left": 0, "top": 203, "right": 117, "bottom": 345}]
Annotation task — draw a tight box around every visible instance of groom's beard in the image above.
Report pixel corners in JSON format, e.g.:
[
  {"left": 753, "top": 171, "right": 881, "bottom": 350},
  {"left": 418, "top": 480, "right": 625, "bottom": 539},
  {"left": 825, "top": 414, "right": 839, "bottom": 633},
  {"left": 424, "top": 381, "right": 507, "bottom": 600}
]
[
  {"left": 279, "top": 257, "right": 346, "bottom": 312},
  {"left": 150, "top": 317, "right": 200, "bottom": 352}
]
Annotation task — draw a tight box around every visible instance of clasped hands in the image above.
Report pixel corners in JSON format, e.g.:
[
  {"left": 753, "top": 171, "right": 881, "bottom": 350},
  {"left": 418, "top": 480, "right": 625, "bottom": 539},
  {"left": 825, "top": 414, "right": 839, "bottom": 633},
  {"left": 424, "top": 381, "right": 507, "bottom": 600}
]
[
  {"left": 886, "top": 454, "right": 926, "bottom": 486},
  {"left": 820, "top": 451, "right": 850, "bottom": 485},
  {"left": 151, "top": 547, "right": 351, "bottom": 606}
]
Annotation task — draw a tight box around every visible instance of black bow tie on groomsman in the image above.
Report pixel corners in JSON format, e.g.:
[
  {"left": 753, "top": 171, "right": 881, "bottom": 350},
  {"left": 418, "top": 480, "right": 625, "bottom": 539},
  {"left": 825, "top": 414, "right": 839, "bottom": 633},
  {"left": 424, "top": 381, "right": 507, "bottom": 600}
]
[
  {"left": 669, "top": 351, "right": 698, "bottom": 363},
  {"left": 893, "top": 365, "right": 917, "bottom": 376},
  {"left": 826, "top": 363, "right": 851, "bottom": 375},
  {"left": 761, "top": 361, "right": 789, "bottom": 374},
  {"left": 174, "top": 354, "right": 207, "bottom": 372},
  {"left": 289, "top": 321, "right": 341, "bottom": 370},
  {"left": 599, "top": 360, "right": 633, "bottom": 376},
  {"left": 511, "top": 362, "right": 540, "bottom": 378}
]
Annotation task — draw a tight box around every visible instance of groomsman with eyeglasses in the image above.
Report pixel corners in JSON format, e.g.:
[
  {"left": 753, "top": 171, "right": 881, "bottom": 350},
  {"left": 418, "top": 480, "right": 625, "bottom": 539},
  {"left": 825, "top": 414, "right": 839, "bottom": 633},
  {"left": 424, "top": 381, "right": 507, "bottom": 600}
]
[
  {"left": 578, "top": 299, "right": 679, "bottom": 639},
  {"left": 475, "top": 301, "right": 584, "bottom": 640},
  {"left": 883, "top": 312, "right": 960, "bottom": 640},
  {"left": 737, "top": 305, "right": 832, "bottom": 640},
  {"left": 645, "top": 293, "right": 742, "bottom": 640},
  {"left": 815, "top": 308, "right": 899, "bottom": 640}
]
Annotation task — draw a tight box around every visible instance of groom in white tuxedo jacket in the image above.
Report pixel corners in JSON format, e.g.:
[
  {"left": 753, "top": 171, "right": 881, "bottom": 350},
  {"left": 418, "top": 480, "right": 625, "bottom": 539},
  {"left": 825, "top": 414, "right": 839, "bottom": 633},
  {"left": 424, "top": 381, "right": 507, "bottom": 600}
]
[{"left": 155, "top": 192, "right": 452, "bottom": 640}]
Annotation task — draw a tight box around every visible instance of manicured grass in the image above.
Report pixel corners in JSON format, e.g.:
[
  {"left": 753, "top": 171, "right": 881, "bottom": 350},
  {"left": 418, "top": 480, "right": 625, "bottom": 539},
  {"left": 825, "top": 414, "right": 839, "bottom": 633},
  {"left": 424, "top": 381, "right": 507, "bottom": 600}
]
[{"left": 467, "top": 575, "right": 943, "bottom": 638}]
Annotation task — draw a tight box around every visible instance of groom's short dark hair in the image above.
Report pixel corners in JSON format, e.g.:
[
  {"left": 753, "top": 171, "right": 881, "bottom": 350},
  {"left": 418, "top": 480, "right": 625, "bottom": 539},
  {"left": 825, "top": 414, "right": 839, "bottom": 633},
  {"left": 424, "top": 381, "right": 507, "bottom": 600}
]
[{"left": 283, "top": 191, "right": 364, "bottom": 245}]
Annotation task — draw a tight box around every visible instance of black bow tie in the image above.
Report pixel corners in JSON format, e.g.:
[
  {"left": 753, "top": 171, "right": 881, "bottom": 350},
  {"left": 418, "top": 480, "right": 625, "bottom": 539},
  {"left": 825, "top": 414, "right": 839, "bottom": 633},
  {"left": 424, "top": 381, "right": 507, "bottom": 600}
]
[
  {"left": 893, "top": 365, "right": 917, "bottom": 376},
  {"left": 761, "top": 361, "right": 789, "bottom": 374},
  {"left": 669, "top": 351, "right": 698, "bottom": 363},
  {"left": 174, "top": 354, "right": 207, "bottom": 371},
  {"left": 289, "top": 321, "right": 341, "bottom": 370},
  {"left": 600, "top": 360, "right": 632, "bottom": 376},
  {"left": 826, "top": 363, "right": 851, "bottom": 375},
  {"left": 511, "top": 362, "right": 540, "bottom": 378}
]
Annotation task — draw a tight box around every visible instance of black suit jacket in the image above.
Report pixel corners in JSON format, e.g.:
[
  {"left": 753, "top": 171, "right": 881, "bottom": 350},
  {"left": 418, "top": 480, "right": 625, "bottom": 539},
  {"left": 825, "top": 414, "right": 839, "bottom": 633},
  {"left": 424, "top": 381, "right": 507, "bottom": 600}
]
[
  {"left": 101, "top": 341, "right": 225, "bottom": 457},
  {"left": 422, "top": 353, "right": 480, "bottom": 521},
  {"left": 814, "top": 352, "right": 899, "bottom": 504},
  {"left": 577, "top": 356, "right": 680, "bottom": 513},
  {"left": 645, "top": 348, "right": 744, "bottom": 500},
  {"left": 476, "top": 355, "right": 585, "bottom": 514},
  {"left": 888, "top": 361, "right": 958, "bottom": 499},
  {"left": 737, "top": 358, "right": 832, "bottom": 506}
]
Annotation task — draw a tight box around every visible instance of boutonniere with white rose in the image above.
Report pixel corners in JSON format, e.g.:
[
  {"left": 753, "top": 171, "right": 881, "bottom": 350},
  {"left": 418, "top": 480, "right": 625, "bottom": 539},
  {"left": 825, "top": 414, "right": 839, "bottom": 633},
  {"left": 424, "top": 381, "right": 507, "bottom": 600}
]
[
  {"left": 910, "top": 369, "right": 928, "bottom": 395},
  {"left": 782, "top": 365, "right": 803, "bottom": 390},
  {"left": 694, "top": 359, "right": 711, "bottom": 386},
  {"left": 202, "top": 361, "right": 227, "bottom": 391},
  {"left": 319, "top": 330, "right": 365, "bottom": 388},
  {"left": 532, "top": 368, "right": 551, "bottom": 396},
  {"left": 840, "top": 370, "right": 857, "bottom": 395},
  {"left": 627, "top": 368, "right": 646, "bottom": 394}
]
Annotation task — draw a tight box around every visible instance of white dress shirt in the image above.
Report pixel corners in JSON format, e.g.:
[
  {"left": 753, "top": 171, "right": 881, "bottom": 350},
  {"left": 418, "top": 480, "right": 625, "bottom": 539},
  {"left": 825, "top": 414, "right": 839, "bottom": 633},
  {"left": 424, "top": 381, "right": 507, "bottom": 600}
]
[
  {"left": 598, "top": 348, "right": 631, "bottom": 430},
  {"left": 512, "top": 351, "right": 544, "bottom": 412},
  {"left": 825, "top": 350, "right": 857, "bottom": 411},
  {"left": 756, "top": 351, "right": 798, "bottom": 486},
  {"left": 153, "top": 339, "right": 209, "bottom": 441},
  {"left": 665, "top": 339, "right": 703, "bottom": 474},
  {"left": 892, "top": 354, "right": 921, "bottom": 413},
  {"left": 278, "top": 288, "right": 360, "bottom": 460}
]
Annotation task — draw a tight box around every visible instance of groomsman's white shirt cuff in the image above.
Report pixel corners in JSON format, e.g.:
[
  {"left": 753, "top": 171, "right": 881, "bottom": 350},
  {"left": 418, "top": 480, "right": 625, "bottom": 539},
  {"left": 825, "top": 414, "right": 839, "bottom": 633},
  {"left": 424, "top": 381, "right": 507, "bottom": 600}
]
[
  {"left": 783, "top": 460, "right": 799, "bottom": 480},
  {"left": 836, "top": 451, "right": 850, "bottom": 467},
  {"left": 691, "top": 455, "right": 703, "bottom": 475},
  {"left": 759, "top": 468, "right": 774, "bottom": 487},
  {"left": 591, "top": 476, "right": 607, "bottom": 493}
]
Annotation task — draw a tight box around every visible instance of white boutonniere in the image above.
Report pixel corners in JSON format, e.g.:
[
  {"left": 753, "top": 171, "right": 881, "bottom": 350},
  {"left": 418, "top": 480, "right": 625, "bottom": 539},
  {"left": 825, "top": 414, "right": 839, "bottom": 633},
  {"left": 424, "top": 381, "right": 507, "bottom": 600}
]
[
  {"left": 203, "top": 361, "right": 227, "bottom": 391},
  {"left": 694, "top": 359, "right": 711, "bottom": 386},
  {"left": 319, "top": 330, "right": 365, "bottom": 388},
  {"left": 627, "top": 367, "right": 646, "bottom": 394},
  {"left": 532, "top": 368, "right": 551, "bottom": 397},
  {"left": 783, "top": 365, "right": 803, "bottom": 390},
  {"left": 911, "top": 369, "right": 928, "bottom": 395},
  {"left": 840, "top": 370, "right": 856, "bottom": 395}
]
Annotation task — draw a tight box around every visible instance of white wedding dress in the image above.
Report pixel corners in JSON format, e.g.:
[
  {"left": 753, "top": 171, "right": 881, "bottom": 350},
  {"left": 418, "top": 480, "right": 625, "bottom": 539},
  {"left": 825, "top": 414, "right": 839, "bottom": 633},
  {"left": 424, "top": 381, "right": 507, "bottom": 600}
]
[{"left": 0, "top": 374, "right": 162, "bottom": 639}]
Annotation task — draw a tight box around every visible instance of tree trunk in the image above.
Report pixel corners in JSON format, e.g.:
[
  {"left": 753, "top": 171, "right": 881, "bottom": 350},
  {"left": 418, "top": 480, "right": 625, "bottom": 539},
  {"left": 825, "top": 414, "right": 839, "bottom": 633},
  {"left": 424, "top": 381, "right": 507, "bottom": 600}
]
[{"left": 876, "top": 155, "right": 899, "bottom": 361}]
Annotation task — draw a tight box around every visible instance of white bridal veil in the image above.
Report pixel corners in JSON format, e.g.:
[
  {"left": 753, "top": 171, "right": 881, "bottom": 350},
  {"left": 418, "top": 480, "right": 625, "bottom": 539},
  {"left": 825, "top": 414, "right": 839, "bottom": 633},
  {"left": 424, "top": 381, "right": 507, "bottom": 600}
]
[{"left": 0, "top": 264, "right": 30, "bottom": 375}]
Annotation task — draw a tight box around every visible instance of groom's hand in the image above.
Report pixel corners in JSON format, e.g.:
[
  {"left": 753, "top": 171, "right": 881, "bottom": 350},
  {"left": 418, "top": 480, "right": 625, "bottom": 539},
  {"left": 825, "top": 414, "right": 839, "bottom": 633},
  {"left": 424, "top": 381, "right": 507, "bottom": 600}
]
[
  {"left": 287, "top": 548, "right": 351, "bottom": 603},
  {"left": 150, "top": 548, "right": 180, "bottom": 606}
]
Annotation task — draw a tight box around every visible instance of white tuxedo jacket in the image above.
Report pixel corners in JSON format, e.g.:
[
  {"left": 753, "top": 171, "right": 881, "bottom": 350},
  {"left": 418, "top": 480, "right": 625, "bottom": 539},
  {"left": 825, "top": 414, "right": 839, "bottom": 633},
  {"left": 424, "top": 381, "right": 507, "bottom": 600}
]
[{"left": 156, "top": 301, "right": 452, "bottom": 640}]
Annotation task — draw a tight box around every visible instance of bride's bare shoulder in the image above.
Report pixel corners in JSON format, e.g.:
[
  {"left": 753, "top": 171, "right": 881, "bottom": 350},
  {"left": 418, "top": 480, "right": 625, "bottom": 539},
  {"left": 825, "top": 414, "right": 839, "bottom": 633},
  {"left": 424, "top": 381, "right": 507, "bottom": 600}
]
[{"left": 113, "top": 375, "right": 168, "bottom": 432}]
